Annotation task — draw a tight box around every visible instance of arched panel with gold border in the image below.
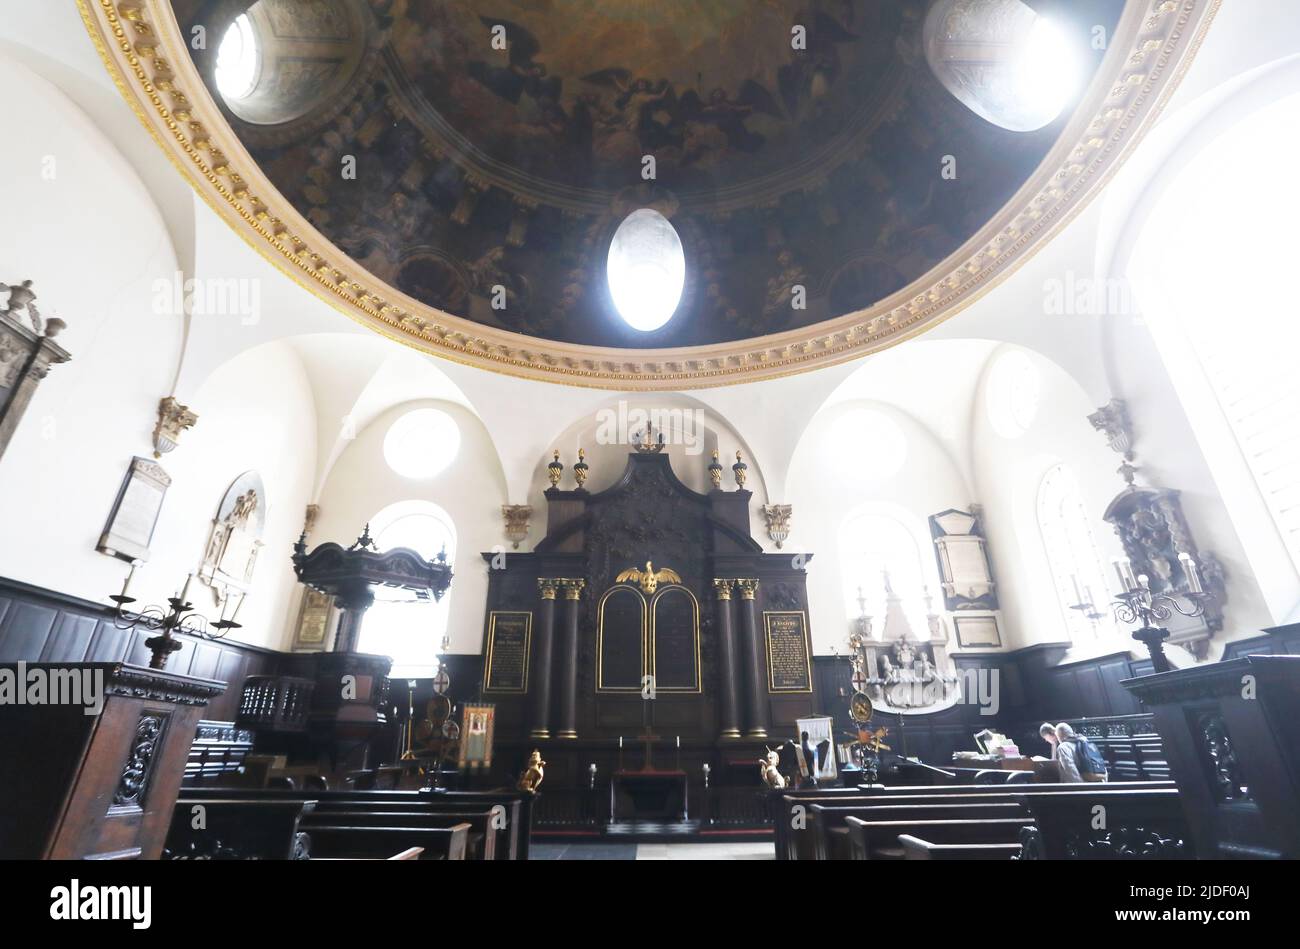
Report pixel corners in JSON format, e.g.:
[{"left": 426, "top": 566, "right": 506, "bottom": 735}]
[
  {"left": 596, "top": 585, "right": 646, "bottom": 692},
  {"left": 649, "top": 586, "right": 701, "bottom": 693}
]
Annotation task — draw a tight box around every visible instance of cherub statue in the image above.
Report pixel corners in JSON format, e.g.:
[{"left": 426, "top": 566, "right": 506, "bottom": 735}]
[
  {"left": 759, "top": 746, "right": 786, "bottom": 789},
  {"left": 517, "top": 749, "right": 546, "bottom": 794}
]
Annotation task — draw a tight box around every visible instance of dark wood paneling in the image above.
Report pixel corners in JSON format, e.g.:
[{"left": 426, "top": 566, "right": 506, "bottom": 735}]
[
  {"left": 0, "top": 576, "right": 277, "bottom": 723},
  {"left": 39, "top": 613, "right": 97, "bottom": 662},
  {"left": 1222, "top": 623, "right": 1300, "bottom": 659},
  {"left": 0, "top": 600, "right": 58, "bottom": 661}
]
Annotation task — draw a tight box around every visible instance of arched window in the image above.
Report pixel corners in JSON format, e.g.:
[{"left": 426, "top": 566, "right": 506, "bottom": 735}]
[
  {"left": 1131, "top": 92, "right": 1300, "bottom": 577},
  {"left": 924, "top": 0, "right": 1084, "bottom": 132},
  {"left": 215, "top": 14, "right": 259, "bottom": 101},
  {"left": 1036, "top": 465, "right": 1117, "bottom": 642},
  {"left": 357, "top": 501, "right": 455, "bottom": 678},
  {"left": 383, "top": 408, "right": 461, "bottom": 480},
  {"left": 840, "top": 510, "right": 939, "bottom": 636}
]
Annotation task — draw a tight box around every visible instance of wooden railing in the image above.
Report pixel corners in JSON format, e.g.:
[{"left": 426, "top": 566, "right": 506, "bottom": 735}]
[
  {"left": 531, "top": 783, "right": 771, "bottom": 829},
  {"left": 237, "top": 675, "right": 315, "bottom": 733},
  {"left": 1013, "top": 713, "right": 1168, "bottom": 782}
]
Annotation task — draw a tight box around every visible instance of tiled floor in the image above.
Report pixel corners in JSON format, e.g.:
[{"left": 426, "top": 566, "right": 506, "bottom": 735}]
[
  {"left": 634, "top": 842, "right": 774, "bottom": 860},
  {"left": 531, "top": 842, "right": 774, "bottom": 860}
]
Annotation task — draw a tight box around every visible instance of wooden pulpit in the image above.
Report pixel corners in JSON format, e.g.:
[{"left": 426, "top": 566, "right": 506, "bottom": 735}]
[
  {"left": 0, "top": 662, "right": 224, "bottom": 859},
  {"left": 1123, "top": 655, "right": 1300, "bottom": 859}
]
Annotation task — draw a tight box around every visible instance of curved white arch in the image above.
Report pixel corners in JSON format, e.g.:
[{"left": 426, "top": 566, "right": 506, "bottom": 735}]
[{"left": 1105, "top": 70, "right": 1300, "bottom": 624}]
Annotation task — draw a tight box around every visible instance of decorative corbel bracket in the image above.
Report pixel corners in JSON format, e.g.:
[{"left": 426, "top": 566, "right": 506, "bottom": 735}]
[
  {"left": 1088, "top": 398, "right": 1134, "bottom": 459},
  {"left": 502, "top": 504, "right": 533, "bottom": 549},
  {"left": 762, "top": 504, "right": 792, "bottom": 549},
  {"left": 153, "top": 396, "right": 198, "bottom": 458}
]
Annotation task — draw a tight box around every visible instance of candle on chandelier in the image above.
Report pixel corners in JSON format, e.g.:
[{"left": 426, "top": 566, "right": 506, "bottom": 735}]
[
  {"left": 120, "top": 562, "right": 137, "bottom": 598},
  {"left": 1179, "top": 551, "right": 1204, "bottom": 595},
  {"left": 1113, "top": 558, "right": 1137, "bottom": 592}
]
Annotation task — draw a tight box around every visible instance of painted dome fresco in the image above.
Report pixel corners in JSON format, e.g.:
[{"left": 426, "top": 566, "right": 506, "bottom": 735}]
[{"left": 110, "top": 0, "right": 1188, "bottom": 385}]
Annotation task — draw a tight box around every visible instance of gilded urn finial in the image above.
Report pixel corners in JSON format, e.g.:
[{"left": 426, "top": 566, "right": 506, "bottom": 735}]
[
  {"left": 708, "top": 449, "right": 724, "bottom": 489},
  {"left": 547, "top": 449, "right": 564, "bottom": 488},
  {"left": 573, "top": 447, "right": 589, "bottom": 488},
  {"left": 732, "top": 450, "right": 748, "bottom": 490}
]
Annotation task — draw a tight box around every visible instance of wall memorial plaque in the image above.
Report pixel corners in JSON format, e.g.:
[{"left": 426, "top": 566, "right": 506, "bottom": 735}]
[
  {"left": 954, "top": 614, "right": 1002, "bottom": 648},
  {"left": 292, "top": 587, "right": 333, "bottom": 652},
  {"left": 97, "top": 456, "right": 171, "bottom": 563},
  {"left": 764, "top": 611, "right": 813, "bottom": 693},
  {"left": 483, "top": 611, "right": 532, "bottom": 693}
]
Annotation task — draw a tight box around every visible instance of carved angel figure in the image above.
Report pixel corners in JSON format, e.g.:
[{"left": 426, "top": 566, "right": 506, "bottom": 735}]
[
  {"left": 517, "top": 749, "right": 546, "bottom": 794},
  {"left": 615, "top": 561, "right": 682, "bottom": 596},
  {"left": 759, "top": 747, "right": 786, "bottom": 789}
]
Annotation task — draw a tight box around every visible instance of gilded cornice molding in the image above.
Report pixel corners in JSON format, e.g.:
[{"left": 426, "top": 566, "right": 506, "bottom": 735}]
[{"left": 77, "top": 0, "right": 1220, "bottom": 389}]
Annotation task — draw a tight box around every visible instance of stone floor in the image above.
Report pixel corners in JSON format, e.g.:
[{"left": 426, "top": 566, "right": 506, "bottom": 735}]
[{"left": 531, "top": 842, "right": 774, "bottom": 860}]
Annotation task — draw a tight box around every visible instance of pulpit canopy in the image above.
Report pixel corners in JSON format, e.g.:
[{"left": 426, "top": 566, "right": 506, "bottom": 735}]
[{"left": 292, "top": 525, "right": 453, "bottom": 603}]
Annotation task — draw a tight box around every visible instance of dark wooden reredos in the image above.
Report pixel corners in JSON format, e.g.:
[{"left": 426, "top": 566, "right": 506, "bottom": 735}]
[{"left": 474, "top": 449, "right": 818, "bottom": 806}]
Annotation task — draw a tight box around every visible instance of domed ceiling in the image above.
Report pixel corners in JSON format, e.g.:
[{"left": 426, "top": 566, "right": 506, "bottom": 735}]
[{"left": 80, "top": 0, "right": 1219, "bottom": 387}]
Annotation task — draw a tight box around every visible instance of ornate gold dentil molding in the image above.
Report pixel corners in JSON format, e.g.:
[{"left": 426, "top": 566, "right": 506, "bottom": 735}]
[{"left": 77, "top": 0, "right": 1220, "bottom": 389}]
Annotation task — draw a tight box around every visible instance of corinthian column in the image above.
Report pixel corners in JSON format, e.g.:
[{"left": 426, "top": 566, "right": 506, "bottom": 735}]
[
  {"left": 735, "top": 579, "right": 768, "bottom": 739},
  {"left": 530, "top": 578, "right": 558, "bottom": 739},
  {"left": 556, "top": 578, "right": 585, "bottom": 739},
  {"left": 713, "top": 579, "right": 741, "bottom": 739}
]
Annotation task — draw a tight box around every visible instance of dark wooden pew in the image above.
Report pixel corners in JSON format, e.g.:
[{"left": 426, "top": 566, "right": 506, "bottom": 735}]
[
  {"left": 302, "top": 807, "right": 506, "bottom": 861},
  {"left": 810, "top": 802, "right": 1027, "bottom": 860},
  {"left": 164, "top": 798, "right": 314, "bottom": 859},
  {"left": 306, "top": 823, "right": 471, "bottom": 861},
  {"left": 1015, "top": 789, "right": 1193, "bottom": 859},
  {"left": 178, "top": 787, "right": 532, "bottom": 859},
  {"left": 857, "top": 780, "right": 1175, "bottom": 795},
  {"left": 845, "top": 817, "right": 1034, "bottom": 860},
  {"left": 898, "top": 835, "right": 1023, "bottom": 860},
  {"left": 183, "top": 721, "right": 253, "bottom": 787},
  {"left": 770, "top": 788, "right": 889, "bottom": 860},
  {"left": 772, "top": 781, "right": 1173, "bottom": 859}
]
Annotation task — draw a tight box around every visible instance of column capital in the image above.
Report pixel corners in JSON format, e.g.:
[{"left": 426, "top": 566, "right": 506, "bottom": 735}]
[
  {"left": 537, "top": 578, "right": 559, "bottom": 600},
  {"left": 735, "top": 578, "right": 760, "bottom": 600},
  {"left": 712, "top": 578, "right": 735, "bottom": 600},
  {"left": 558, "top": 578, "right": 586, "bottom": 600}
]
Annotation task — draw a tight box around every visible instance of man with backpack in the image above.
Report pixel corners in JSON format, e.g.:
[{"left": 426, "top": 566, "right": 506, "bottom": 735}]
[{"left": 1055, "top": 722, "right": 1108, "bottom": 782}]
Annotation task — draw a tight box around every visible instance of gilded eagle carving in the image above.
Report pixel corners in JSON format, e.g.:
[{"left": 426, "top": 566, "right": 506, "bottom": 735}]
[{"left": 615, "top": 561, "right": 682, "bottom": 596}]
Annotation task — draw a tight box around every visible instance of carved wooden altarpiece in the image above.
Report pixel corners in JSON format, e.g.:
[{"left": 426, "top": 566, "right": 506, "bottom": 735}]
[{"left": 476, "top": 450, "right": 817, "bottom": 800}]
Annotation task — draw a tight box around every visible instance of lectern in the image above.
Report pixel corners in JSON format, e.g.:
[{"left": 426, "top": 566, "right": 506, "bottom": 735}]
[{"left": 0, "top": 662, "right": 224, "bottom": 859}]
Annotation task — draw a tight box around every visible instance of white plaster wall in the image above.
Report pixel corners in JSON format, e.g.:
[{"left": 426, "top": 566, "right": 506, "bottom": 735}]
[
  {"left": 141, "top": 342, "right": 319, "bottom": 650},
  {"left": 0, "top": 53, "right": 185, "bottom": 607},
  {"left": 311, "top": 399, "right": 508, "bottom": 655},
  {"left": 788, "top": 400, "right": 967, "bottom": 654},
  {"left": 967, "top": 345, "right": 1131, "bottom": 655}
]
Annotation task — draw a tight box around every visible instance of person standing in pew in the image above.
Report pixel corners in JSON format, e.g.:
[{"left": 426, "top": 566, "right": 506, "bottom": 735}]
[
  {"left": 1039, "top": 723, "right": 1060, "bottom": 759},
  {"left": 1055, "top": 723, "right": 1108, "bottom": 783}
]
